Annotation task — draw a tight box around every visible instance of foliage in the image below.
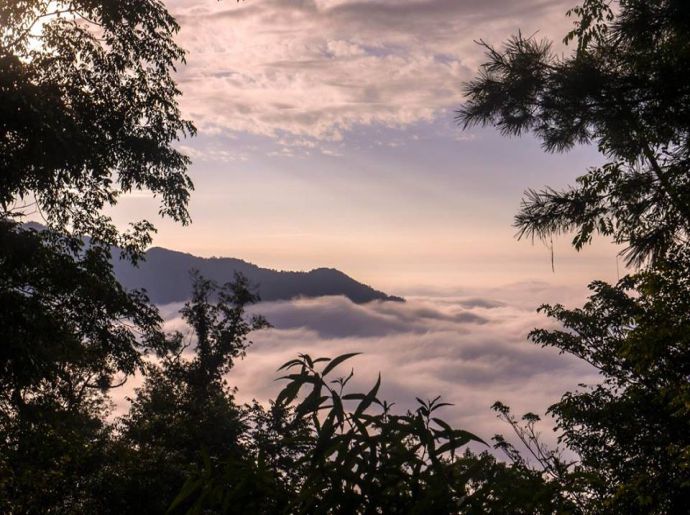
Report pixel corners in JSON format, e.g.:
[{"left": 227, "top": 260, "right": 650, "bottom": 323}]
[
  {"left": 174, "top": 352, "right": 573, "bottom": 514},
  {"left": 1, "top": 0, "right": 194, "bottom": 248},
  {"left": 531, "top": 256, "right": 690, "bottom": 512},
  {"left": 272, "top": 353, "right": 484, "bottom": 513},
  {"left": 459, "top": 0, "right": 690, "bottom": 512},
  {"left": 453, "top": 450, "right": 576, "bottom": 515},
  {"left": 0, "top": 218, "right": 168, "bottom": 513},
  {"left": 488, "top": 402, "right": 589, "bottom": 513},
  {"left": 0, "top": 0, "right": 193, "bottom": 510},
  {"left": 109, "top": 273, "right": 268, "bottom": 513},
  {"left": 458, "top": 0, "right": 690, "bottom": 266},
  {"left": 4, "top": 0, "right": 690, "bottom": 512}
]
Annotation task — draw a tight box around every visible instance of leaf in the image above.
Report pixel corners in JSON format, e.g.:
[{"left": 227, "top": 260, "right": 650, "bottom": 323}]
[
  {"left": 430, "top": 402, "right": 453, "bottom": 412},
  {"left": 437, "top": 438, "right": 470, "bottom": 455},
  {"left": 452, "top": 429, "right": 487, "bottom": 447},
  {"left": 432, "top": 417, "right": 454, "bottom": 434},
  {"left": 294, "top": 391, "right": 328, "bottom": 419},
  {"left": 167, "top": 477, "right": 202, "bottom": 513},
  {"left": 352, "top": 415, "right": 371, "bottom": 439},
  {"left": 275, "top": 379, "right": 302, "bottom": 407},
  {"left": 343, "top": 393, "right": 366, "bottom": 401},
  {"left": 313, "top": 411, "right": 337, "bottom": 460},
  {"left": 277, "top": 358, "right": 302, "bottom": 372},
  {"left": 277, "top": 373, "right": 317, "bottom": 384},
  {"left": 354, "top": 373, "right": 381, "bottom": 418},
  {"left": 321, "top": 352, "right": 361, "bottom": 377}
]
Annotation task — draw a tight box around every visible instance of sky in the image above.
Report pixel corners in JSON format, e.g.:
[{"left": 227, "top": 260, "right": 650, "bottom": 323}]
[
  {"left": 0, "top": 0, "right": 651, "bottom": 474},
  {"left": 107, "top": 0, "right": 627, "bottom": 449},
  {"left": 113, "top": 0, "right": 625, "bottom": 295}
]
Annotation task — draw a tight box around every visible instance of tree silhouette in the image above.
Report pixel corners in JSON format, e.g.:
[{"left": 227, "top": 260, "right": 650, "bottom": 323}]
[
  {"left": 112, "top": 273, "right": 268, "bottom": 513},
  {"left": 459, "top": 0, "right": 690, "bottom": 266},
  {"left": 458, "top": 0, "right": 690, "bottom": 511},
  {"left": 0, "top": 1, "right": 194, "bottom": 510}
]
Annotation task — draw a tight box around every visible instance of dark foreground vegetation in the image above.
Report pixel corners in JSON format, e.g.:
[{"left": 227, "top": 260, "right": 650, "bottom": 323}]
[{"left": 1, "top": 0, "right": 689, "bottom": 512}]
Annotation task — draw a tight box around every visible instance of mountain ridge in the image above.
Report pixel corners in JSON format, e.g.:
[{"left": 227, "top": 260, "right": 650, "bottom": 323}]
[
  {"left": 112, "top": 245, "right": 404, "bottom": 305},
  {"left": 20, "top": 222, "right": 402, "bottom": 304}
]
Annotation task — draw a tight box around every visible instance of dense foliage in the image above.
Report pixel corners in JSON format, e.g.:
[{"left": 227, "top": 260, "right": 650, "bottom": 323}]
[
  {"left": 533, "top": 258, "right": 690, "bottom": 511},
  {"left": 0, "top": 0, "right": 193, "bottom": 511},
  {"left": 170, "top": 346, "right": 578, "bottom": 514},
  {"left": 459, "top": 0, "right": 690, "bottom": 267},
  {"left": 1, "top": 0, "right": 194, "bottom": 240},
  {"left": 110, "top": 274, "right": 268, "bottom": 513},
  {"left": 175, "top": 353, "right": 490, "bottom": 513}
]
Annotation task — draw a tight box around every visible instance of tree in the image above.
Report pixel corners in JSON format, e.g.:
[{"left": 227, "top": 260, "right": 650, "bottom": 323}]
[
  {"left": 458, "top": 0, "right": 690, "bottom": 511},
  {"left": 459, "top": 0, "right": 690, "bottom": 266},
  {"left": 112, "top": 273, "right": 268, "bottom": 514},
  {"left": 1, "top": 0, "right": 194, "bottom": 244},
  {"left": 0, "top": 1, "right": 194, "bottom": 510},
  {"left": 0, "top": 220, "right": 167, "bottom": 512},
  {"left": 175, "top": 351, "right": 587, "bottom": 514},
  {"left": 531, "top": 258, "right": 690, "bottom": 511}
]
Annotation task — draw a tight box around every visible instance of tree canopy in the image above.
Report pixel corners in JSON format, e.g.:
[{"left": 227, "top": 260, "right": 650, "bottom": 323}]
[
  {"left": 459, "top": 0, "right": 690, "bottom": 266},
  {"left": 0, "top": 1, "right": 194, "bottom": 509},
  {"left": 1, "top": 0, "right": 194, "bottom": 247},
  {"left": 458, "top": 0, "right": 690, "bottom": 511}
]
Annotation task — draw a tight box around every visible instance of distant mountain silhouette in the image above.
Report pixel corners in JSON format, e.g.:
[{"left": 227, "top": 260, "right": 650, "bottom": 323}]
[
  {"left": 21, "top": 222, "right": 402, "bottom": 304},
  {"left": 112, "top": 246, "right": 404, "bottom": 305}
]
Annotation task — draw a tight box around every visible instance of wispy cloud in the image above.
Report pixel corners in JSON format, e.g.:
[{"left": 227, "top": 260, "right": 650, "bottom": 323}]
[{"left": 168, "top": 0, "right": 574, "bottom": 140}]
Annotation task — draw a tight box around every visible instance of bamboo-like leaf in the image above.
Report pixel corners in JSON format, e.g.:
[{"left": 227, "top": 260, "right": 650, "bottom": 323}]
[
  {"left": 436, "top": 438, "right": 470, "bottom": 455},
  {"left": 332, "top": 391, "right": 345, "bottom": 425},
  {"left": 275, "top": 379, "right": 302, "bottom": 407},
  {"left": 431, "top": 417, "right": 453, "bottom": 434},
  {"left": 321, "top": 352, "right": 361, "bottom": 377},
  {"left": 343, "top": 393, "right": 366, "bottom": 401},
  {"left": 294, "top": 391, "right": 328, "bottom": 419},
  {"left": 314, "top": 411, "right": 337, "bottom": 459},
  {"left": 354, "top": 373, "right": 381, "bottom": 418},
  {"left": 276, "top": 358, "right": 302, "bottom": 371},
  {"left": 430, "top": 402, "right": 453, "bottom": 412}
]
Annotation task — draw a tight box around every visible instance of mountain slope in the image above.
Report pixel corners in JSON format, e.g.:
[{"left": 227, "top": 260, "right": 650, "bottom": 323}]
[{"left": 112, "top": 246, "right": 403, "bottom": 304}]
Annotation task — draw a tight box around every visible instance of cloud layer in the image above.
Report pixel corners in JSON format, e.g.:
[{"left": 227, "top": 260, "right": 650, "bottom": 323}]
[
  {"left": 143, "top": 285, "right": 600, "bottom": 452},
  {"left": 168, "top": 0, "right": 575, "bottom": 140}
]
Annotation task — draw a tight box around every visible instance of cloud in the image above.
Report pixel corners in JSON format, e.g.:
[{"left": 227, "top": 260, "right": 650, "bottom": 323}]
[
  {"left": 124, "top": 284, "right": 599, "bottom": 454},
  {"left": 167, "top": 0, "right": 575, "bottom": 140},
  {"left": 251, "top": 295, "right": 488, "bottom": 338}
]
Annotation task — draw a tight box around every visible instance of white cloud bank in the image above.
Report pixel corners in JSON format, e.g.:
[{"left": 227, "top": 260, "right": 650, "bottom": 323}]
[{"left": 134, "top": 284, "right": 600, "bottom": 450}]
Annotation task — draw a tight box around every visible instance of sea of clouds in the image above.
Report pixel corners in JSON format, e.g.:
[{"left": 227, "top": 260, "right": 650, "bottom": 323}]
[{"left": 134, "top": 281, "right": 601, "bottom": 453}]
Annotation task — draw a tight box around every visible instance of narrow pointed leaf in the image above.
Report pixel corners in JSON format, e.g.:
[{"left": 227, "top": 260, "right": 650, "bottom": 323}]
[{"left": 321, "top": 352, "right": 361, "bottom": 377}]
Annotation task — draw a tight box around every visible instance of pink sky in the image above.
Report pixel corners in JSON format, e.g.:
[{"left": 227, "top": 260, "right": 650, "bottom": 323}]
[
  {"left": 107, "top": 0, "right": 624, "bottom": 294},
  {"left": 104, "top": 0, "right": 625, "bottom": 449}
]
